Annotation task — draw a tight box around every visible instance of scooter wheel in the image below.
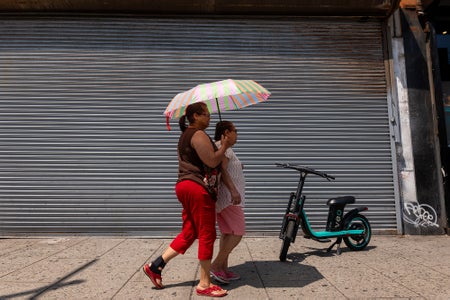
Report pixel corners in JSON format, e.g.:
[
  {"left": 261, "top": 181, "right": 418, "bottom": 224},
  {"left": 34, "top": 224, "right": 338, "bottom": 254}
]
[
  {"left": 279, "top": 220, "right": 296, "bottom": 261},
  {"left": 343, "top": 214, "right": 371, "bottom": 251}
]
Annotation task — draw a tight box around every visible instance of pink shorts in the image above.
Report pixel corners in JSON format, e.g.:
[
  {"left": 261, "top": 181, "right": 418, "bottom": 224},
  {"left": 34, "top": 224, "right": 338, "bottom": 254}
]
[{"left": 216, "top": 205, "right": 245, "bottom": 236}]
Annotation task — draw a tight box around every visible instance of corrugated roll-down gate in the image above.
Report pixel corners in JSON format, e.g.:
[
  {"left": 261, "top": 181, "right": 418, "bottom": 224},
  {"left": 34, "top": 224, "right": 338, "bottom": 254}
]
[{"left": 0, "top": 15, "right": 397, "bottom": 236}]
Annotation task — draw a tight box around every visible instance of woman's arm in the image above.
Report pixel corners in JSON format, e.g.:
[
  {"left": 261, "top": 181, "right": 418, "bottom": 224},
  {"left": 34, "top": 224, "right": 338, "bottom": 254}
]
[{"left": 191, "top": 130, "right": 231, "bottom": 168}]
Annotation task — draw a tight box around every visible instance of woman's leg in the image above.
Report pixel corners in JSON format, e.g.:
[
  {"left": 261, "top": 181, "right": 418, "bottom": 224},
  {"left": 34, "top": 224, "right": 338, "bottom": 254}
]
[
  {"left": 212, "top": 234, "right": 242, "bottom": 271},
  {"left": 169, "top": 181, "right": 199, "bottom": 254},
  {"left": 194, "top": 188, "right": 217, "bottom": 289},
  {"left": 144, "top": 181, "right": 197, "bottom": 289},
  {"left": 162, "top": 246, "right": 179, "bottom": 264},
  {"left": 144, "top": 246, "right": 179, "bottom": 288},
  {"left": 212, "top": 206, "right": 245, "bottom": 272},
  {"left": 193, "top": 189, "right": 227, "bottom": 296}
]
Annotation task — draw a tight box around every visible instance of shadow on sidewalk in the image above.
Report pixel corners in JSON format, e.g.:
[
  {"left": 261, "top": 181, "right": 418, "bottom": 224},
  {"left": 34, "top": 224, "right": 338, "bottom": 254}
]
[
  {"left": 0, "top": 258, "right": 97, "bottom": 300},
  {"left": 286, "top": 244, "right": 377, "bottom": 261},
  {"left": 154, "top": 260, "right": 323, "bottom": 290},
  {"left": 227, "top": 260, "right": 323, "bottom": 288}
]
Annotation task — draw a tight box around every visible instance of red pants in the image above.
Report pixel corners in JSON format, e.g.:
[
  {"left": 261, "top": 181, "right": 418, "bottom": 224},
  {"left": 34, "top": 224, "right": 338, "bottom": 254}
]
[{"left": 170, "top": 180, "right": 216, "bottom": 260}]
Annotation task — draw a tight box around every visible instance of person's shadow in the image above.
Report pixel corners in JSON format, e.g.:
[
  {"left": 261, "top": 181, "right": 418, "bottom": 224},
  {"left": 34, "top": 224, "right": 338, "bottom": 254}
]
[
  {"left": 160, "top": 244, "right": 377, "bottom": 290},
  {"left": 162, "top": 258, "right": 323, "bottom": 290},
  {"left": 218, "top": 260, "right": 323, "bottom": 288}
]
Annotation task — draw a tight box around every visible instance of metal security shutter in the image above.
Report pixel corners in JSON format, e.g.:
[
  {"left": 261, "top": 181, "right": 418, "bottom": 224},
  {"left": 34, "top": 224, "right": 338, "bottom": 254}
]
[{"left": 0, "top": 15, "right": 396, "bottom": 235}]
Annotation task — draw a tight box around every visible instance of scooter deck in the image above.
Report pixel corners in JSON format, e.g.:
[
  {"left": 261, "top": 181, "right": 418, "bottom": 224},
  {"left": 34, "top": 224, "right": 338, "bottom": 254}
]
[{"left": 304, "top": 235, "right": 331, "bottom": 243}]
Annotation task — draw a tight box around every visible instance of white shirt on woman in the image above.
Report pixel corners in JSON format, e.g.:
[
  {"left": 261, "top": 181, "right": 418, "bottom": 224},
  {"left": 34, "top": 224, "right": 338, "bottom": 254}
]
[{"left": 215, "top": 141, "right": 246, "bottom": 213}]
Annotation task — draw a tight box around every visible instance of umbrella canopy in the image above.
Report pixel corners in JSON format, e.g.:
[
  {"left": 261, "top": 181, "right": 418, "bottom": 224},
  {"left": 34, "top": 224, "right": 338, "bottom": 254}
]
[{"left": 163, "top": 79, "right": 270, "bottom": 130}]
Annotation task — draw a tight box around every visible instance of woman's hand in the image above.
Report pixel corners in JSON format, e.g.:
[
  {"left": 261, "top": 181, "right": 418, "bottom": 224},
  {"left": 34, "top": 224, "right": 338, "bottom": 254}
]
[
  {"left": 220, "top": 133, "right": 232, "bottom": 150},
  {"left": 231, "top": 191, "right": 242, "bottom": 205}
]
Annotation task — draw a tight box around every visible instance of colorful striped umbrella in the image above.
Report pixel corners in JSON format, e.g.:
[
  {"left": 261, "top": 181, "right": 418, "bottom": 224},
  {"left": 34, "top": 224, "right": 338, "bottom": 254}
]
[{"left": 163, "top": 79, "right": 271, "bottom": 130}]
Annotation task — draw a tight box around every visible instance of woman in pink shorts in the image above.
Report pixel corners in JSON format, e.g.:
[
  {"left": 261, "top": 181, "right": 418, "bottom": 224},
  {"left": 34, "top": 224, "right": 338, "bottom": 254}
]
[{"left": 210, "top": 121, "right": 246, "bottom": 284}]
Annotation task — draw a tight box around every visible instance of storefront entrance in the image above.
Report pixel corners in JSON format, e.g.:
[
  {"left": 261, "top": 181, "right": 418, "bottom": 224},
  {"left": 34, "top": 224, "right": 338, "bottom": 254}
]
[{"left": 0, "top": 16, "right": 397, "bottom": 235}]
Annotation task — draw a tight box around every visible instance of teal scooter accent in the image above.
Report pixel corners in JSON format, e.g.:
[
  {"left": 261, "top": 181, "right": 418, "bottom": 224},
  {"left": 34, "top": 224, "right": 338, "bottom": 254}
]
[{"left": 277, "top": 163, "right": 372, "bottom": 261}]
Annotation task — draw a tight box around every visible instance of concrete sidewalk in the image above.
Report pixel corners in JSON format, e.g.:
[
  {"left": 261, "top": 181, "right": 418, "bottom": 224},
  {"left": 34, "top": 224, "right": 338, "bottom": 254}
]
[{"left": 0, "top": 235, "right": 449, "bottom": 299}]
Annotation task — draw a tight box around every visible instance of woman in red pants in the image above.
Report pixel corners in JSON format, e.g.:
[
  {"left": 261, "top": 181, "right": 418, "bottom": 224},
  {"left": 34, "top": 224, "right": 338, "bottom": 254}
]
[{"left": 143, "top": 102, "right": 239, "bottom": 298}]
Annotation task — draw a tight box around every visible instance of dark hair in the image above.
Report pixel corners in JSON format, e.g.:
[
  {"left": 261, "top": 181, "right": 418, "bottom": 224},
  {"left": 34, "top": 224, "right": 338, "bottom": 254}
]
[
  {"left": 179, "top": 102, "right": 208, "bottom": 132},
  {"left": 214, "top": 120, "right": 234, "bottom": 141}
]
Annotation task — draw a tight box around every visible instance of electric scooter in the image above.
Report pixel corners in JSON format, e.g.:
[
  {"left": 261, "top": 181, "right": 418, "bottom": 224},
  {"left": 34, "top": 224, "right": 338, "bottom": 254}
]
[{"left": 276, "top": 163, "right": 371, "bottom": 261}]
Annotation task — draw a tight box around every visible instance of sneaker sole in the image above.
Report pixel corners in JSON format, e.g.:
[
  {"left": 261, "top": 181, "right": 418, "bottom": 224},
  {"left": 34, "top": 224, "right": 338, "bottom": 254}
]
[{"left": 210, "top": 271, "right": 230, "bottom": 284}]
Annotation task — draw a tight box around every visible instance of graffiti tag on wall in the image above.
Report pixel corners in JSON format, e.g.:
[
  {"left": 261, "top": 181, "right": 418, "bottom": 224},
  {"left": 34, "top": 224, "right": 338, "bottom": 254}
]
[{"left": 402, "top": 202, "right": 439, "bottom": 228}]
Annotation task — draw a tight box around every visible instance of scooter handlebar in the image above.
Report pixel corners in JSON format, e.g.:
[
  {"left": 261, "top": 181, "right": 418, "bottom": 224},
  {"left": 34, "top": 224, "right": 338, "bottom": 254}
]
[{"left": 275, "top": 163, "right": 335, "bottom": 181}]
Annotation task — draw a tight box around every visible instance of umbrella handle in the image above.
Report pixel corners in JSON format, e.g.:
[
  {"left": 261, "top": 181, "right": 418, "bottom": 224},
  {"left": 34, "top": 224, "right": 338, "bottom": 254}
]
[{"left": 215, "top": 98, "right": 222, "bottom": 122}]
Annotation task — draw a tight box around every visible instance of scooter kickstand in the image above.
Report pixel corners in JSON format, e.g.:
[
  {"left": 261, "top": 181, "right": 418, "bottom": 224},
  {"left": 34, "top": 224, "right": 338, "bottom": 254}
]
[{"left": 326, "top": 238, "right": 342, "bottom": 255}]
